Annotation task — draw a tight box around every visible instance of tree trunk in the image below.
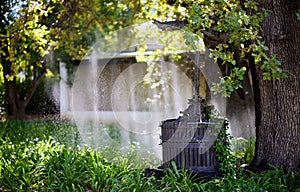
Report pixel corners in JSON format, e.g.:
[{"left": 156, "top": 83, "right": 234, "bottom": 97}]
[
  {"left": 5, "top": 81, "right": 27, "bottom": 120},
  {"left": 252, "top": 0, "right": 300, "bottom": 172},
  {"left": 2, "top": 53, "right": 47, "bottom": 120}
]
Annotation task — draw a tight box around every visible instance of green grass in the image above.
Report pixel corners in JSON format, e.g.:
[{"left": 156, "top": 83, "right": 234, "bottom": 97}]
[
  {"left": 0, "top": 120, "right": 80, "bottom": 148},
  {"left": 0, "top": 120, "right": 300, "bottom": 191}
]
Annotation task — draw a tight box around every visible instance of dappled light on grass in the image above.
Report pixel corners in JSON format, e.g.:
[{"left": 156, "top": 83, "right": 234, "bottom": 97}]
[{"left": 0, "top": 120, "right": 299, "bottom": 191}]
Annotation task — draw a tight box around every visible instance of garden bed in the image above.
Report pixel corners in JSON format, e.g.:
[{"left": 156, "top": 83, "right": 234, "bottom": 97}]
[{"left": 0, "top": 120, "right": 299, "bottom": 191}]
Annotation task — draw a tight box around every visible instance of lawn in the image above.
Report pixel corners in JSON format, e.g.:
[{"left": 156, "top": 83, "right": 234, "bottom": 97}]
[{"left": 0, "top": 120, "right": 299, "bottom": 191}]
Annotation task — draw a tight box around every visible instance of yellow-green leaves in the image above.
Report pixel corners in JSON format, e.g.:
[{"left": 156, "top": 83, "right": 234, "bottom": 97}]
[
  {"left": 212, "top": 66, "right": 246, "bottom": 97},
  {"left": 210, "top": 44, "right": 236, "bottom": 65},
  {"left": 1, "top": 0, "right": 52, "bottom": 81},
  {"left": 261, "top": 55, "right": 289, "bottom": 80},
  {"left": 0, "top": 65, "right": 3, "bottom": 84}
]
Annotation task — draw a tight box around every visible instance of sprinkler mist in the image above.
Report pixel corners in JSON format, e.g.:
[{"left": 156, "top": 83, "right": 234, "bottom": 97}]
[{"left": 70, "top": 21, "right": 226, "bottom": 169}]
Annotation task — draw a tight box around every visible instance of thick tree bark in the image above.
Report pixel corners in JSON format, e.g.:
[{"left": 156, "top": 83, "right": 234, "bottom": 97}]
[{"left": 251, "top": 0, "right": 300, "bottom": 172}]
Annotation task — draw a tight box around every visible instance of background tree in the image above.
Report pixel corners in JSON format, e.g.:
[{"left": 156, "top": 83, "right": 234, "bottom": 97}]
[
  {"left": 0, "top": 0, "right": 55, "bottom": 119},
  {"left": 0, "top": 0, "right": 154, "bottom": 119},
  {"left": 161, "top": 0, "right": 299, "bottom": 171}
]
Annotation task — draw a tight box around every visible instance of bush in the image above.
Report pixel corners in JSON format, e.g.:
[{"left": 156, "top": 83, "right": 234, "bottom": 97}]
[{"left": 232, "top": 136, "right": 255, "bottom": 164}]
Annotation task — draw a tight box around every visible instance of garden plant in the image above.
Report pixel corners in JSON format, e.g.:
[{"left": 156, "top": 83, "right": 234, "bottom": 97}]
[{"left": 1, "top": 120, "right": 299, "bottom": 191}]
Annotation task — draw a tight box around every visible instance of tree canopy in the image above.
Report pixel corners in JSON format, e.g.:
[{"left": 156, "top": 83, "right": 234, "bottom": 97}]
[{"left": 0, "top": 0, "right": 177, "bottom": 118}]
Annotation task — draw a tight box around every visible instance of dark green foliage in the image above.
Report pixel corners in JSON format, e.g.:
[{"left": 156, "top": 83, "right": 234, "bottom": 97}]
[
  {"left": 0, "top": 120, "right": 299, "bottom": 191},
  {"left": 213, "top": 120, "right": 237, "bottom": 177},
  {"left": 202, "top": 169, "right": 300, "bottom": 192},
  {"left": 160, "top": 161, "right": 203, "bottom": 192}
]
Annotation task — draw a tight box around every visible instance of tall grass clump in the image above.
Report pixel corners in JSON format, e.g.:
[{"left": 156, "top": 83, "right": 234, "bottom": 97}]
[{"left": 160, "top": 162, "right": 204, "bottom": 192}]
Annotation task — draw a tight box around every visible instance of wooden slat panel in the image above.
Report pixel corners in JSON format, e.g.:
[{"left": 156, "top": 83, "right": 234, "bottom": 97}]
[{"left": 161, "top": 119, "right": 224, "bottom": 171}]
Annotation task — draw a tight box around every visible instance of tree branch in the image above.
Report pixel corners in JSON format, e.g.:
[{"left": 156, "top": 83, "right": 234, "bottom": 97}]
[
  {"left": 202, "top": 29, "right": 230, "bottom": 43},
  {"left": 24, "top": 69, "right": 47, "bottom": 106},
  {"left": 153, "top": 19, "right": 188, "bottom": 31},
  {"left": 153, "top": 19, "right": 230, "bottom": 45}
]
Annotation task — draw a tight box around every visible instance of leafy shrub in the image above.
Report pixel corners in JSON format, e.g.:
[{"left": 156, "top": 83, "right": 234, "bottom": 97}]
[
  {"left": 213, "top": 120, "right": 237, "bottom": 177},
  {"left": 232, "top": 136, "right": 255, "bottom": 164}
]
